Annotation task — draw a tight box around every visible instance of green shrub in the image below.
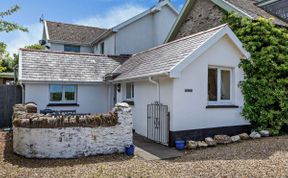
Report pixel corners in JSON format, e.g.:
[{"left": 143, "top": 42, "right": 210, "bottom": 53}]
[{"left": 224, "top": 13, "right": 288, "bottom": 135}]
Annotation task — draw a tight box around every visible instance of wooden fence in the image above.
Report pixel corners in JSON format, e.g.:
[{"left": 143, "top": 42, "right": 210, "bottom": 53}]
[{"left": 0, "top": 85, "right": 22, "bottom": 128}]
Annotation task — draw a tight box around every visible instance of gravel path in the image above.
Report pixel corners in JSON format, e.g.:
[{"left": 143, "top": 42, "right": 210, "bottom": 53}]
[{"left": 0, "top": 131, "right": 287, "bottom": 178}]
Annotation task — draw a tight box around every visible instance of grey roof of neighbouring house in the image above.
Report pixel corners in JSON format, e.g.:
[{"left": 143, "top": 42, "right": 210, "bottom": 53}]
[
  {"left": 113, "top": 24, "right": 226, "bottom": 81},
  {"left": 225, "top": 0, "right": 288, "bottom": 27},
  {"left": 45, "top": 21, "right": 109, "bottom": 45},
  {"left": 19, "top": 49, "right": 128, "bottom": 83}
]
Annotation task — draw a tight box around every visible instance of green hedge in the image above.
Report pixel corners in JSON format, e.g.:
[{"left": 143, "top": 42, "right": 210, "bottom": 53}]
[{"left": 224, "top": 13, "right": 288, "bottom": 135}]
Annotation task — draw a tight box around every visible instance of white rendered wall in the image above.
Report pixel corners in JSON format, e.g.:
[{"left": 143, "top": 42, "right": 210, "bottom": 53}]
[
  {"left": 117, "top": 78, "right": 173, "bottom": 137},
  {"left": 94, "top": 5, "right": 177, "bottom": 55},
  {"left": 171, "top": 36, "right": 250, "bottom": 132},
  {"left": 94, "top": 35, "right": 116, "bottom": 55},
  {"left": 24, "top": 83, "right": 109, "bottom": 114},
  {"left": 49, "top": 43, "right": 93, "bottom": 53}
]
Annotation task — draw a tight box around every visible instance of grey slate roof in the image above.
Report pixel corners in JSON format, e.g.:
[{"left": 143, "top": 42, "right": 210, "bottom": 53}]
[
  {"left": 20, "top": 49, "right": 128, "bottom": 82},
  {"left": 113, "top": 24, "right": 226, "bottom": 81},
  {"left": 226, "top": 0, "right": 288, "bottom": 27},
  {"left": 46, "top": 21, "right": 108, "bottom": 45}
]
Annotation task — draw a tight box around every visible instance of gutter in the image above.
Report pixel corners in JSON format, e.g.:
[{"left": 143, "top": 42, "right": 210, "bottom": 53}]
[{"left": 148, "top": 77, "right": 160, "bottom": 103}]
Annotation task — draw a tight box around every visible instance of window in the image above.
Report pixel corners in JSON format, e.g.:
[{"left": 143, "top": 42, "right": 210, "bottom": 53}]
[
  {"left": 64, "top": 45, "right": 80, "bottom": 52},
  {"left": 208, "top": 67, "right": 232, "bottom": 104},
  {"left": 100, "top": 42, "right": 105, "bottom": 54},
  {"left": 126, "top": 83, "right": 134, "bottom": 100},
  {"left": 49, "top": 84, "right": 77, "bottom": 103}
]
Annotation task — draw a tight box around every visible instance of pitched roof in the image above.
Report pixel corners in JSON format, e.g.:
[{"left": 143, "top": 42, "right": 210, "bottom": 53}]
[
  {"left": 224, "top": 0, "right": 288, "bottom": 26},
  {"left": 166, "top": 0, "right": 288, "bottom": 42},
  {"left": 19, "top": 49, "right": 128, "bottom": 83},
  {"left": 45, "top": 21, "right": 108, "bottom": 45},
  {"left": 114, "top": 24, "right": 248, "bottom": 81}
]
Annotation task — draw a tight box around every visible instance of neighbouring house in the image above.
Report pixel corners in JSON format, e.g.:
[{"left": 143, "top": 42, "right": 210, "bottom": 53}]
[
  {"left": 257, "top": 0, "right": 288, "bottom": 22},
  {"left": 19, "top": 24, "right": 251, "bottom": 146},
  {"left": 41, "top": 0, "right": 178, "bottom": 55},
  {"left": 165, "top": 0, "right": 288, "bottom": 42},
  {"left": 0, "top": 72, "right": 14, "bottom": 85}
]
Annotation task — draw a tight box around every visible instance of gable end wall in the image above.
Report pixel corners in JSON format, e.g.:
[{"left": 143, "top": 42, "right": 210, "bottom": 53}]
[{"left": 175, "top": 0, "right": 226, "bottom": 40}]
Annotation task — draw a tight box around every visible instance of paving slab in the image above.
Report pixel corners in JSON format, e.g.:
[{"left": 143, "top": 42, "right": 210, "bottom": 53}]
[{"left": 133, "top": 133, "right": 183, "bottom": 160}]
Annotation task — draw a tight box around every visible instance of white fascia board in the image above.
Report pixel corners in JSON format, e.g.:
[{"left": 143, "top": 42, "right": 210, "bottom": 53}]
[
  {"left": 211, "top": 0, "right": 253, "bottom": 18},
  {"left": 21, "top": 80, "right": 104, "bottom": 85},
  {"left": 169, "top": 25, "right": 250, "bottom": 78},
  {"left": 18, "top": 50, "right": 23, "bottom": 81},
  {"left": 113, "top": 71, "right": 169, "bottom": 82},
  {"left": 165, "top": 1, "right": 180, "bottom": 15},
  {"left": 112, "top": 8, "right": 151, "bottom": 31},
  {"left": 165, "top": 0, "right": 191, "bottom": 43},
  {"left": 44, "top": 20, "right": 50, "bottom": 40},
  {"left": 257, "top": 0, "right": 279, "bottom": 7},
  {"left": 112, "top": 1, "right": 175, "bottom": 31}
]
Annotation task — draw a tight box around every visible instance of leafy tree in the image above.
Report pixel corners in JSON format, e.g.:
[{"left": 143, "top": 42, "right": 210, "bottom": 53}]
[
  {"left": 224, "top": 13, "right": 288, "bottom": 135},
  {"left": 0, "top": 5, "right": 28, "bottom": 33},
  {"left": 0, "top": 42, "right": 14, "bottom": 72},
  {"left": 0, "top": 4, "right": 28, "bottom": 72},
  {"left": 24, "top": 44, "right": 44, "bottom": 50}
]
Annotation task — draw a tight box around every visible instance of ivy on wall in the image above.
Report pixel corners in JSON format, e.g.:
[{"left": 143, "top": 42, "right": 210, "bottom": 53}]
[{"left": 224, "top": 13, "right": 288, "bottom": 135}]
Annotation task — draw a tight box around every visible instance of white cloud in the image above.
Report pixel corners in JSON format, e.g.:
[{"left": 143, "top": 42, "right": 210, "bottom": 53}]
[
  {"left": 3, "top": 23, "right": 42, "bottom": 55},
  {"left": 2, "top": 3, "right": 146, "bottom": 54},
  {"left": 75, "top": 4, "right": 146, "bottom": 28}
]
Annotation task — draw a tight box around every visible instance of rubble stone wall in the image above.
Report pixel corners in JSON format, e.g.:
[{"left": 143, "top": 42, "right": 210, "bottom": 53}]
[{"left": 13, "top": 103, "right": 133, "bottom": 158}]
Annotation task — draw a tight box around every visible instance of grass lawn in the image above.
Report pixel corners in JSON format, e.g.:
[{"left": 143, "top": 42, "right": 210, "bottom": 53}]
[{"left": 0, "top": 131, "right": 287, "bottom": 178}]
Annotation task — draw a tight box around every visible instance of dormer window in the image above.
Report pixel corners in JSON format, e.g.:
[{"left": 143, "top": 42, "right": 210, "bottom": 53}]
[{"left": 64, "top": 44, "right": 80, "bottom": 52}]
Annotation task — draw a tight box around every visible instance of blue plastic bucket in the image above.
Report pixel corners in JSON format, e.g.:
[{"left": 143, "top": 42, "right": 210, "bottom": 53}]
[
  {"left": 125, "top": 144, "right": 135, "bottom": 156},
  {"left": 175, "top": 140, "right": 185, "bottom": 150}
]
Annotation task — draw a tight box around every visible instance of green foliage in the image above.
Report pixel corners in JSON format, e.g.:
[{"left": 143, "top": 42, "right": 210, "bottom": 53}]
[
  {"left": 224, "top": 13, "right": 288, "bottom": 135},
  {"left": 0, "top": 5, "right": 28, "bottom": 32},
  {"left": 24, "top": 44, "right": 44, "bottom": 50},
  {"left": 0, "top": 42, "right": 15, "bottom": 72}
]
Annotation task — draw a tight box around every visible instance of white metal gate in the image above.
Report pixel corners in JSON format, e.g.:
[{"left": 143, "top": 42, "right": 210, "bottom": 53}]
[{"left": 147, "top": 102, "right": 169, "bottom": 145}]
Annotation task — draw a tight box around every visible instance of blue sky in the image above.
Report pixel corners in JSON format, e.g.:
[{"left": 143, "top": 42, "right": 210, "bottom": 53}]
[{"left": 0, "top": 0, "right": 185, "bottom": 54}]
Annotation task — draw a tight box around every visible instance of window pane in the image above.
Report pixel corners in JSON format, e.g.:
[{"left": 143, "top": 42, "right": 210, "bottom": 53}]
[
  {"left": 208, "top": 68, "right": 217, "bottom": 101},
  {"left": 132, "top": 84, "right": 134, "bottom": 98},
  {"left": 50, "top": 85, "right": 62, "bottom": 101},
  {"left": 126, "top": 83, "right": 132, "bottom": 99},
  {"left": 64, "top": 85, "right": 76, "bottom": 101},
  {"left": 100, "top": 42, "right": 105, "bottom": 54},
  {"left": 64, "top": 45, "right": 80, "bottom": 52},
  {"left": 221, "top": 70, "right": 231, "bottom": 100}
]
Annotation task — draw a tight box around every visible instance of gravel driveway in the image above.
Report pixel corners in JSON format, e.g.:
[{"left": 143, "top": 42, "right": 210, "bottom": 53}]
[{"left": 0, "top": 131, "right": 287, "bottom": 178}]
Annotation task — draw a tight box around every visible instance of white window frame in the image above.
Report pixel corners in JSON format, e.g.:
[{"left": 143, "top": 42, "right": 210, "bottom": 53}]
[
  {"left": 208, "top": 66, "right": 233, "bottom": 105},
  {"left": 125, "top": 83, "right": 134, "bottom": 100},
  {"left": 49, "top": 84, "right": 77, "bottom": 104}
]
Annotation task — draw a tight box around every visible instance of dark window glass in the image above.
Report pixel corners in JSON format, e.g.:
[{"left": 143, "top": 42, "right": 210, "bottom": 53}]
[
  {"left": 64, "top": 45, "right": 80, "bottom": 52},
  {"left": 100, "top": 42, "right": 105, "bottom": 54},
  {"left": 50, "top": 85, "right": 62, "bottom": 101},
  {"left": 208, "top": 68, "right": 217, "bottom": 101},
  {"left": 64, "top": 85, "right": 76, "bottom": 101},
  {"left": 126, "top": 83, "right": 134, "bottom": 100},
  {"left": 221, "top": 70, "right": 231, "bottom": 100}
]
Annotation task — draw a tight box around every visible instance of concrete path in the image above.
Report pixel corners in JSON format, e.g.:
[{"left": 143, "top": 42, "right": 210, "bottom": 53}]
[{"left": 134, "top": 133, "right": 183, "bottom": 160}]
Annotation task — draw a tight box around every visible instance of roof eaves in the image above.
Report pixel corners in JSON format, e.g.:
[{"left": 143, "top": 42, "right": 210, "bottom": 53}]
[
  {"left": 47, "top": 39, "right": 92, "bottom": 46},
  {"left": 169, "top": 25, "right": 250, "bottom": 78},
  {"left": 113, "top": 71, "right": 169, "bottom": 82},
  {"left": 90, "top": 30, "right": 114, "bottom": 46},
  {"left": 211, "top": 0, "right": 253, "bottom": 18}
]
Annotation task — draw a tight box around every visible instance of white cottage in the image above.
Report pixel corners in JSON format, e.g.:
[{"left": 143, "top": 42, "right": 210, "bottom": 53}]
[{"left": 19, "top": 24, "right": 251, "bottom": 146}]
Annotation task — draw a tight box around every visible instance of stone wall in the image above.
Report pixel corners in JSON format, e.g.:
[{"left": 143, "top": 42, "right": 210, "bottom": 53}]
[
  {"left": 13, "top": 103, "right": 133, "bottom": 158},
  {"left": 175, "top": 0, "right": 225, "bottom": 40}
]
